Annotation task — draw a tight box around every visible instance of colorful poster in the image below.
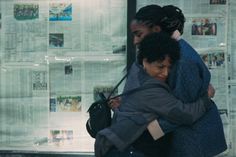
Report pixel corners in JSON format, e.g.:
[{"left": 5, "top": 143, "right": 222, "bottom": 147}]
[
  {"left": 14, "top": 4, "right": 39, "bottom": 20},
  {"left": 192, "top": 18, "right": 217, "bottom": 36},
  {"left": 200, "top": 52, "right": 225, "bottom": 68},
  {"left": 56, "top": 96, "right": 81, "bottom": 112},
  {"left": 49, "top": 3, "right": 72, "bottom": 21}
]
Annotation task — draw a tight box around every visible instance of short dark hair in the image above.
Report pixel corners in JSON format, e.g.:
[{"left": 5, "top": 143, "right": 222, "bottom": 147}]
[{"left": 137, "top": 32, "right": 180, "bottom": 65}]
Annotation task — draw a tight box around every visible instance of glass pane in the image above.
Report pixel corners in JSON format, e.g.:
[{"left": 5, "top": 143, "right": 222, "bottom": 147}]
[{"left": 0, "top": 0, "right": 127, "bottom": 153}]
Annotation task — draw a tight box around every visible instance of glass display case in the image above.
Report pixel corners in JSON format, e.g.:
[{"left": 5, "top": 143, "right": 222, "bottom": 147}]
[{"left": 0, "top": 0, "right": 127, "bottom": 154}]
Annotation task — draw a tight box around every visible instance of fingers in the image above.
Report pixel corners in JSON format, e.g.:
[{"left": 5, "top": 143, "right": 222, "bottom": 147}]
[
  {"left": 109, "top": 98, "right": 121, "bottom": 109},
  {"left": 208, "top": 83, "right": 215, "bottom": 98}
]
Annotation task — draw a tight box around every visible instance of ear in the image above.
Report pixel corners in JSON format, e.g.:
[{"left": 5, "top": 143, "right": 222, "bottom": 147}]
[{"left": 152, "top": 25, "right": 162, "bottom": 32}]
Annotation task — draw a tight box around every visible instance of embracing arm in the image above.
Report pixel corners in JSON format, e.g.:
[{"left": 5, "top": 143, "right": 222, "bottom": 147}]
[
  {"left": 158, "top": 93, "right": 211, "bottom": 125},
  {"left": 128, "top": 82, "right": 212, "bottom": 125}
]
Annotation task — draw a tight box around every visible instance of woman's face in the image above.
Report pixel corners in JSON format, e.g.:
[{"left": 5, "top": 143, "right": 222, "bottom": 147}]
[
  {"left": 143, "top": 56, "right": 172, "bottom": 82},
  {"left": 130, "top": 20, "right": 157, "bottom": 46}
]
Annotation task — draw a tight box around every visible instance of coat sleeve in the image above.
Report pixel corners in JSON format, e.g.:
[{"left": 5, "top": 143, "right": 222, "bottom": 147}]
[{"left": 127, "top": 85, "right": 211, "bottom": 125}]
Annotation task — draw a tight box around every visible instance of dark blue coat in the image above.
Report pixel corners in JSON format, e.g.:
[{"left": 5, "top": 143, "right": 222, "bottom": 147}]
[{"left": 167, "top": 39, "right": 227, "bottom": 157}]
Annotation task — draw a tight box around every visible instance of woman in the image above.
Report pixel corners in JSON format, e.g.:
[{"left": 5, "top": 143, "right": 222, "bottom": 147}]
[
  {"left": 95, "top": 32, "right": 213, "bottom": 157},
  {"left": 126, "top": 4, "right": 227, "bottom": 157}
]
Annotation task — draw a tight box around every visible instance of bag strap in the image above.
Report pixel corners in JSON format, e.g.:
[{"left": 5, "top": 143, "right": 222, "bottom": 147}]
[
  {"left": 105, "top": 69, "right": 163, "bottom": 101},
  {"left": 107, "top": 73, "right": 128, "bottom": 99}
]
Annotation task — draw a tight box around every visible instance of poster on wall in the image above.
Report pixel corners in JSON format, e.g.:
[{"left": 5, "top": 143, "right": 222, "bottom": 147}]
[
  {"left": 49, "top": 3, "right": 72, "bottom": 21},
  {"left": 48, "top": 130, "right": 74, "bottom": 146},
  {"left": 200, "top": 52, "right": 225, "bottom": 68},
  {"left": 191, "top": 18, "right": 217, "bottom": 36},
  {"left": 56, "top": 96, "right": 81, "bottom": 112},
  {"left": 14, "top": 3, "right": 39, "bottom": 20},
  {"left": 210, "top": 0, "right": 226, "bottom": 4},
  {"left": 200, "top": 50, "right": 227, "bottom": 111},
  {"left": 32, "top": 71, "right": 47, "bottom": 90},
  {"left": 49, "top": 33, "right": 64, "bottom": 48},
  {"left": 65, "top": 65, "right": 73, "bottom": 75}
]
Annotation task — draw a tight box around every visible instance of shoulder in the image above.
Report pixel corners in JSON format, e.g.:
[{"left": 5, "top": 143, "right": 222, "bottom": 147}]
[
  {"left": 124, "top": 62, "right": 143, "bottom": 91},
  {"left": 179, "top": 39, "right": 197, "bottom": 54},
  {"left": 143, "top": 77, "right": 171, "bottom": 92},
  {"left": 178, "top": 39, "right": 202, "bottom": 62},
  {"left": 128, "top": 62, "right": 142, "bottom": 73}
]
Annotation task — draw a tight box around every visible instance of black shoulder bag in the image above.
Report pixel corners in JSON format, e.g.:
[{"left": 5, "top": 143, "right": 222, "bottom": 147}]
[
  {"left": 86, "top": 74, "right": 127, "bottom": 138},
  {"left": 86, "top": 73, "right": 158, "bottom": 138}
]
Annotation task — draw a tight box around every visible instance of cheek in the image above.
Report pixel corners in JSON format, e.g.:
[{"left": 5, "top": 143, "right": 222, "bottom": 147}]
[
  {"left": 154, "top": 70, "right": 162, "bottom": 76},
  {"left": 148, "top": 68, "right": 160, "bottom": 77}
]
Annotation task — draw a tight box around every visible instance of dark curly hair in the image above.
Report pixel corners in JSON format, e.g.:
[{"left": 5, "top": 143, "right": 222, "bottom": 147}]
[
  {"left": 137, "top": 32, "right": 180, "bottom": 65},
  {"left": 134, "top": 5, "right": 165, "bottom": 27},
  {"left": 161, "top": 5, "right": 186, "bottom": 35},
  {"left": 134, "top": 4, "right": 185, "bottom": 35}
]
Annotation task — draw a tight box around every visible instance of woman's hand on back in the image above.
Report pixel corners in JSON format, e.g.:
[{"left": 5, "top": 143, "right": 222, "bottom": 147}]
[
  {"left": 109, "top": 97, "right": 121, "bottom": 109},
  {"left": 208, "top": 83, "right": 215, "bottom": 98}
]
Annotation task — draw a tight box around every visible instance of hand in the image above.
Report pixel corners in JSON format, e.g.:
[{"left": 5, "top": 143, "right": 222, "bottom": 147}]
[
  {"left": 171, "top": 30, "right": 181, "bottom": 41},
  {"left": 109, "top": 97, "right": 121, "bottom": 109},
  {"left": 208, "top": 83, "right": 215, "bottom": 98}
]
